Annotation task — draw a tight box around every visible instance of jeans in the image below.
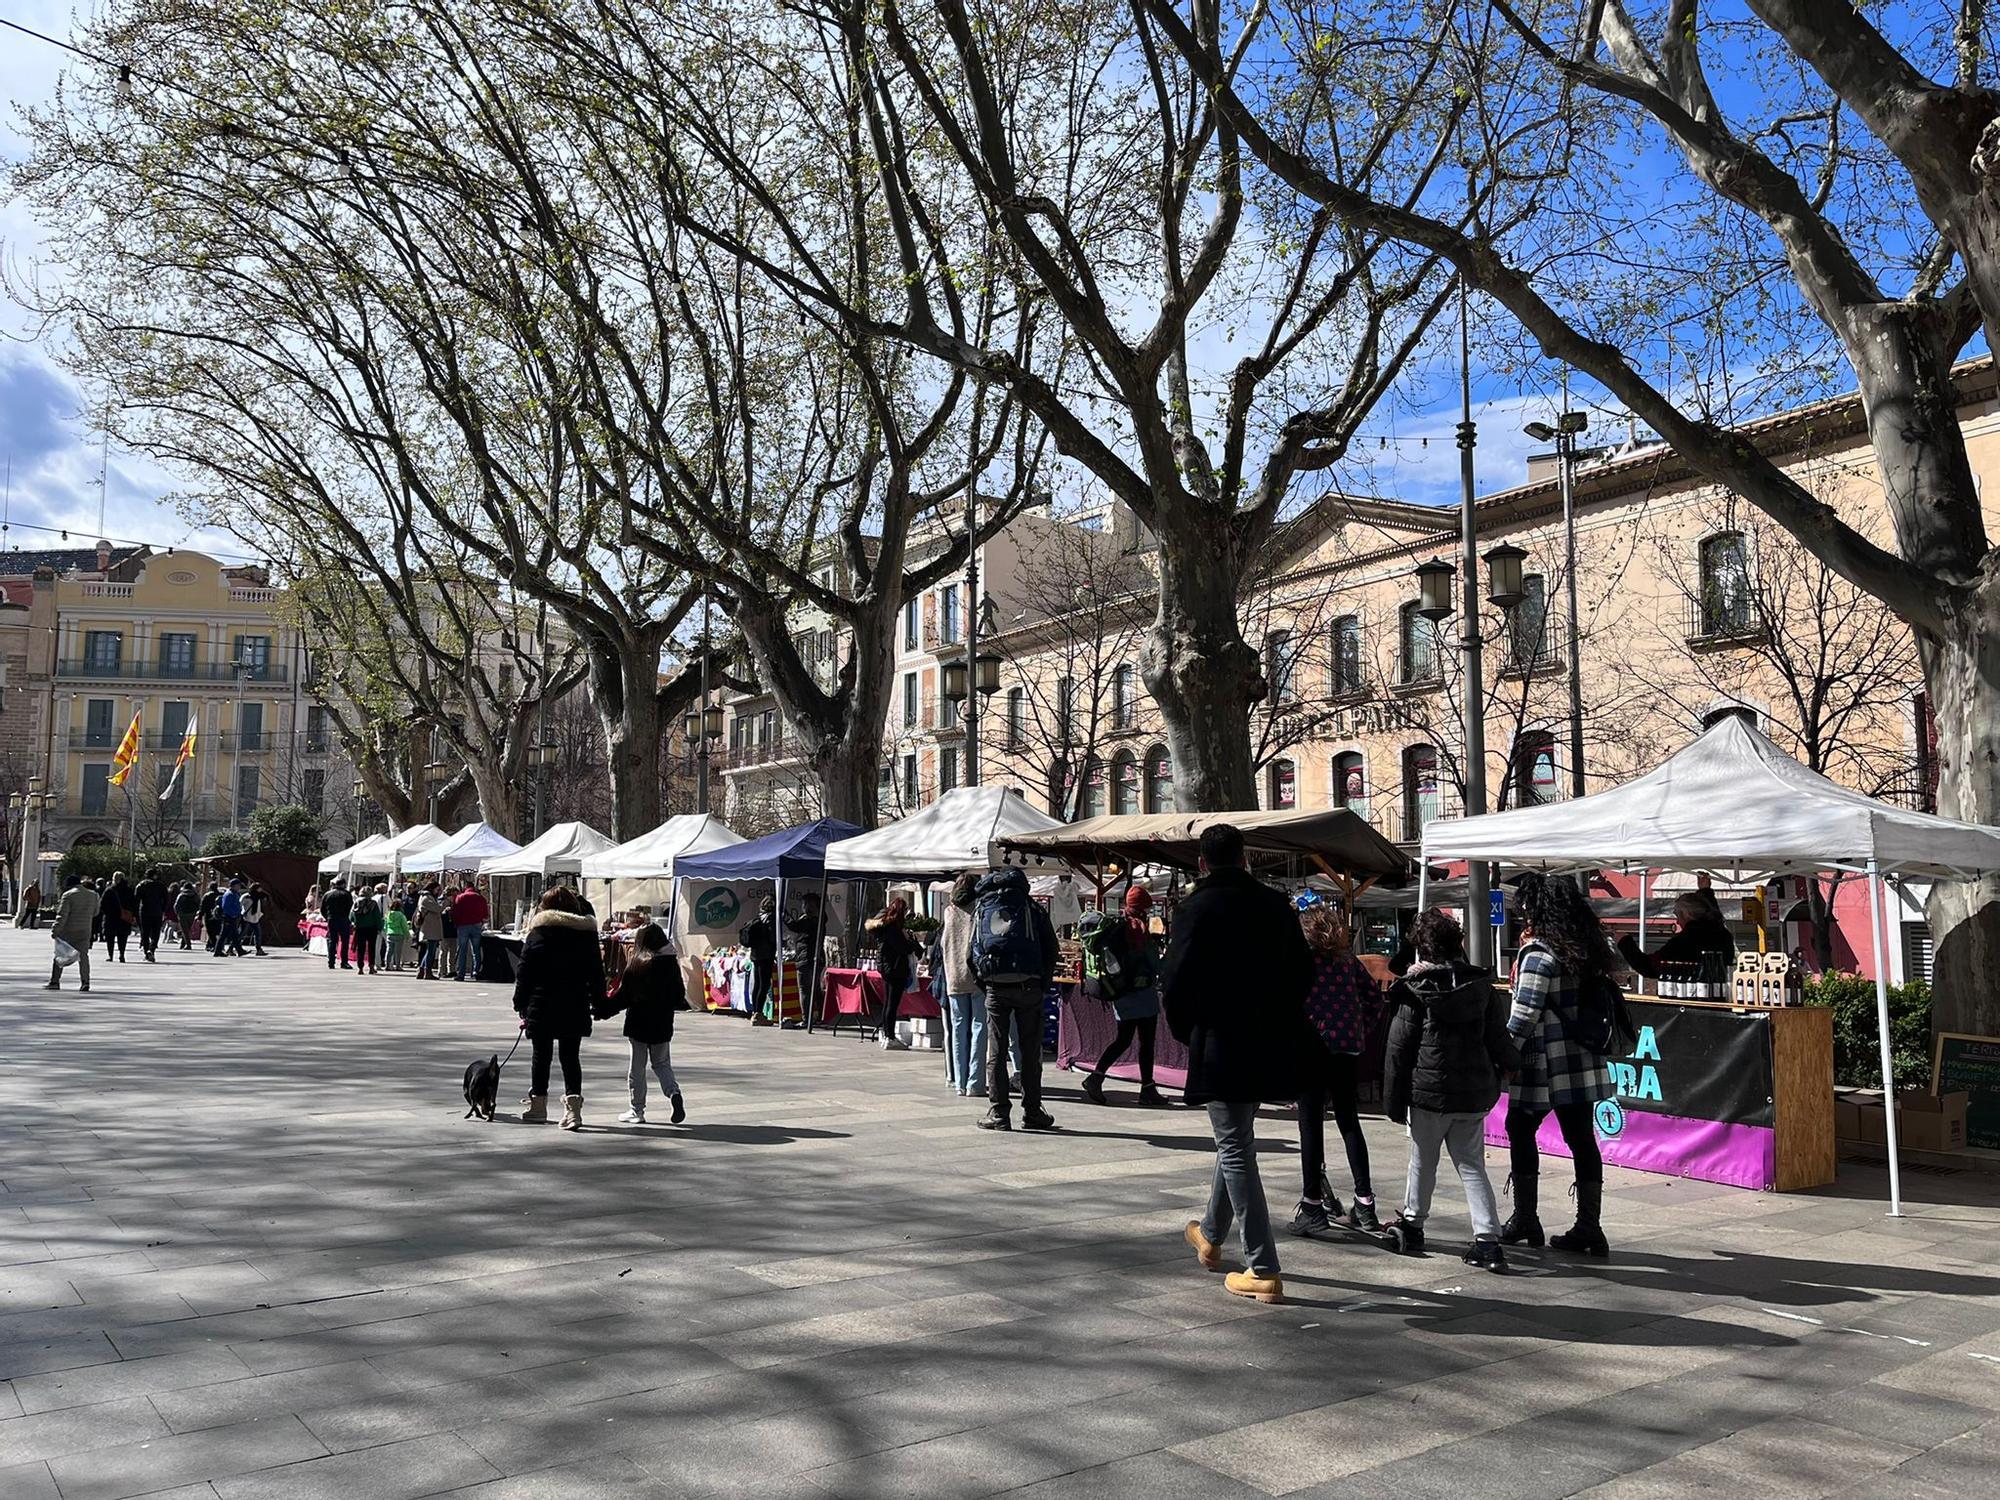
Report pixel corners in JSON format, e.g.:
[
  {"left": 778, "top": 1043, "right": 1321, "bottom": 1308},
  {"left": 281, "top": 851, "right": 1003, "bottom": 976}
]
[
  {"left": 417, "top": 937, "right": 439, "bottom": 977},
  {"left": 948, "top": 990, "right": 986, "bottom": 1094},
  {"left": 628, "top": 1039, "right": 679, "bottom": 1111},
  {"left": 1505, "top": 1100, "right": 1603, "bottom": 1187},
  {"left": 985, "top": 982, "right": 1044, "bottom": 1116},
  {"left": 326, "top": 919, "right": 352, "bottom": 967},
  {"left": 530, "top": 1035, "right": 583, "bottom": 1097},
  {"left": 749, "top": 956, "right": 773, "bottom": 1018},
  {"left": 214, "top": 918, "right": 242, "bottom": 956},
  {"left": 49, "top": 949, "right": 90, "bottom": 989},
  {"left": 1202, "top": 1100, "right": 1279, "bottom": 1276},
  {"left": 455, "top": 923, "right": 483, "bottom": 980},
  {"left": 382, "top": 932, "right": 407, "bottom": 968},
  {"left": 1091, "top": 1016, "right": 1157, "bottom": 1085},
  {"left": 354, "top": 930, "right": 379, "bottom": 972},
  {"left": 1300, "top": 1052, "right": 1373, "bottom": 1199},
  {"left": 1403, "top": 1108, "right": 1502, "bottom": 1239}
]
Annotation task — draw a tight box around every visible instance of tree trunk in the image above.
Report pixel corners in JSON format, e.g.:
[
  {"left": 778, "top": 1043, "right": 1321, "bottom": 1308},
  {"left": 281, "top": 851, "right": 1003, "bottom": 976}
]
[
  {"left": 1922, "top": 592, "right": 2000, "bottom": 1034},
  {"left": 737, "top": 598, "right": 890, "bottom": 829},
  {"left": 1140, "top": 519, "right": 1263, "bottom": 812},
  {"left": 464, "top": 757, "right": 525, "bottom": 843},
  {"left": 586, "top": 628, "right": 668, "bottom": 840}
]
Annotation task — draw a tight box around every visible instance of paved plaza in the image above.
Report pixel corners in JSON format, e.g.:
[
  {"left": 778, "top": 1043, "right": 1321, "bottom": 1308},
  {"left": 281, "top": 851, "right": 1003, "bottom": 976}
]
[{"left": 3, "top": 929, "right": 2000, "bottom": 1499}]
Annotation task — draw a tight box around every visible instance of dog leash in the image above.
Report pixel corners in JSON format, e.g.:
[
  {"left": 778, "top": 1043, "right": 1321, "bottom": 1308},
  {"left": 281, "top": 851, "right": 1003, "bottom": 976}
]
[{"left": 495, "top": 1029, "right": 524, "bottom": 1071}]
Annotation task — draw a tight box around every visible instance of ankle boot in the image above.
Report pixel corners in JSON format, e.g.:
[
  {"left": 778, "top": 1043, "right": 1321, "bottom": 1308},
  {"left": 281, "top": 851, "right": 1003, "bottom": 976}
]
[
  {"left": 520, "top": 1094, "right": 548, "bottom": 1123},
  {"left": 560, "top": 1094, "right": 584, "bottom": 1131},
  {"left": 1550, "top": 1181, "right": 1609, "bottom": 1256},
  {"left": 1499, "top": 1171, "right": 1544, "bottom": 1247}
]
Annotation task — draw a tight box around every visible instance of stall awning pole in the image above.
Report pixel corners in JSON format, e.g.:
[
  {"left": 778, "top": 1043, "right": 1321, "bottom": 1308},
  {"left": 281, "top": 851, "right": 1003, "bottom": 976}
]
[
  {"left": 1637, "top": 870, "right": 1649, "bottom": 954},
  {"left": 1865, "top": 857, "right": 1904, "bottom": 1218},
  {"left": 1416, "top": 842, "right": 1430, "bottom": 910}
]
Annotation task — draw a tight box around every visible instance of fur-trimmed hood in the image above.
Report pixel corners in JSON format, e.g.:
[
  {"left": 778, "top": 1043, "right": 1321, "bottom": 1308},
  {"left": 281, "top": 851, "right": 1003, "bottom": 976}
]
[{"left": 524, "top": 909, "right": 599, "bottom": 935}]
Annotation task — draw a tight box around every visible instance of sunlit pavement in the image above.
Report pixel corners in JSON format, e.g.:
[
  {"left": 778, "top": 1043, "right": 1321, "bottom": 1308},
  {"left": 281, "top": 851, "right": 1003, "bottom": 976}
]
[{"left": 3, "top": 927, "right": 1999, "bottom": 1499}]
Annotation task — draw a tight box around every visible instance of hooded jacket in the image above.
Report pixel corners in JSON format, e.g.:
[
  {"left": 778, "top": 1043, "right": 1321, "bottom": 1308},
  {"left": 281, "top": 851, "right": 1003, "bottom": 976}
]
[
  {"left": 1383, "top": 958, "right": 1519, "bottom": 1120},
  {"left": 510, "top": 909, "right": 605, "bottom": 1040},
  {"left": 607, "top": 949, "right": 690, "bottom": 1044}
]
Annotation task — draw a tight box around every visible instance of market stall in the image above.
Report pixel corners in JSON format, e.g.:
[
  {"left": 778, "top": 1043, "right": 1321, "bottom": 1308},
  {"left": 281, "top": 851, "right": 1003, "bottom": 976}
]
[
  {"left": 401, "top": 822, "right": 524, "bottom": 876},
  {"left": 317, "top": 833, "right": 392, "bottom": 882},
  {"left": 996, "top": 807, "right": 1411, "bottom": 1088},
  {"left": 479, "top": 820, "right": 616, "bottom": 880},
  {"left": 351, "top": 823, "right": 449, "bottom": 879},
  {"left": 1420, "top": 715, "right": 2000, "bottom": 1210}
]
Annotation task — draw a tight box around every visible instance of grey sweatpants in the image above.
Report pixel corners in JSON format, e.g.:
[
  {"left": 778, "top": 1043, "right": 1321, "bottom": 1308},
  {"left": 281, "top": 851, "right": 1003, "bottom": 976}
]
[
  {"left": 628, "top": 1039, "right": 679, "bottom": 1111},
  {"left": 1402, "top": 1107, "right": 1502, "bottom": 1240}
]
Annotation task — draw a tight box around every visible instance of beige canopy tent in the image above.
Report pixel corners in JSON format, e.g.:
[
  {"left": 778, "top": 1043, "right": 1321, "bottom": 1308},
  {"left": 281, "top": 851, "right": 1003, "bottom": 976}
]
[{"left": 994, "top": 807, "right": 1411, "bottom": 890}]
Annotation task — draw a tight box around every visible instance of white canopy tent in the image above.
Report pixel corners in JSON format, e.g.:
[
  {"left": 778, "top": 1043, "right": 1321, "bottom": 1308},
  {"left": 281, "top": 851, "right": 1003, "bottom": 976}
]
[
  {"left": 1418, "top": 715, "right": 2000, "bottom": 1215},
  {"left": 478, "top": 821, "right": 617, "bottom": 879},
  {"left": 318, "top": 833, "right": 390, "bottom": 878},
  {"left": 824, "top": 787, "right": 1064, "bottom": 879},
  {"left": 577, "top": 814, "right": 744, "bottom": 880},
  {"left": 349, "top": 823, "right": 447, "bottom": 877},
  {"left": 402, "top": 822, "right": 524, "bottom": 876}
]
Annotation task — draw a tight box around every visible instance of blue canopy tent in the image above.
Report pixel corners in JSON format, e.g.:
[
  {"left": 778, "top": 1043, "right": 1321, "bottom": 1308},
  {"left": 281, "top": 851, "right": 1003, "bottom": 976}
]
[{"left": 675, "top": 818, "right": 863, "bottom": 1028}]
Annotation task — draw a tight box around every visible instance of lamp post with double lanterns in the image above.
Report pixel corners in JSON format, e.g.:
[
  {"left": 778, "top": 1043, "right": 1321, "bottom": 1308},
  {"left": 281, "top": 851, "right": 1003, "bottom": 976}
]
[
  {"left": 680, "top": 705, "right": 725, "bottom": 814},
  {"left": 529, "top": 740, "right": 560, "bottom": 838},
  {"left": 1411, "top": 544, "right": 1534, "bottom": 964},
  {"left": 9, "top": 778, "right": 51, "bottom": 913},
  {"left": 1523, "top": 407, "right": 1591, "bottom": 799},
  {"left": 940, "top": 623, "right": 1002, "bottom": 787}
]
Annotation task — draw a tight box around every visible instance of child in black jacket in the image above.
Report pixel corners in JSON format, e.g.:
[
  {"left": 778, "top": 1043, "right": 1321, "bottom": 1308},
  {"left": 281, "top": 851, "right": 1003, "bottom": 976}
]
[
  {"left": 602, "top": 924, "right": 690, "bottom": 1125},
  {"left": 1383, "top": 909, "right": 1520, "bottom": 1271}
]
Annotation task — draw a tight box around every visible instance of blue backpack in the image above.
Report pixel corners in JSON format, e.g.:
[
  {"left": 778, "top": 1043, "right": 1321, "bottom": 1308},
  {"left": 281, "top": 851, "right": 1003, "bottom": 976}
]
[{"left": 970, "top": 869, "right": 1042, "bottom": 984}]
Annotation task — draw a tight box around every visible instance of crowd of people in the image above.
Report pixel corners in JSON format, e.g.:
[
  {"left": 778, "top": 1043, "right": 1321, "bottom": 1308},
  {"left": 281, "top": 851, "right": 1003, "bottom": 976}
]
[
  {"left": 29, "top": 866, "right": 276, "bottom": 989},
  {"left": 310, "top": 876, "right": 490, "bottom": 979}
]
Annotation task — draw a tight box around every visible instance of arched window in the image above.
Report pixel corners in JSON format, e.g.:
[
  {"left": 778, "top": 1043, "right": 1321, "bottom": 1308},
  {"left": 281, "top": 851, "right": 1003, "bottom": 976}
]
[
  {"left": 1330, "top": 616, "right": 1363, "bottom": 695},
  {"left": 1399, "top": 602, "right": 1439, "bottom": 684},
  {"left": 1699, "top": 532, "right": 1753, "bottom": 638},
  {"left": 1080, "top": 755, "right": 1107, "bottom": 818},
  {"left": 1332, "top": 751, "right": 1368, "bottom": 822},
  {"left": 1144, "top": 744, "right": 1173, "bottom": 812},
  {"left": 1266, "top": 630, "right": 1297, "bottom": 702},
  {"left": 1111, "top": 750, "right": 1141, "bottom": 814},
  {"left": 1512, "top": 732, "right": 1559, "bottom": 806},
  {"left": 1402, "top": 744, "right": 1440, "bottom": 840},
  {"left": 1508, "top": 574, "right": 1549, "bottom": 671},
  {"left": 1268, "top": 757, "right": 1297, "bottom": 810}
]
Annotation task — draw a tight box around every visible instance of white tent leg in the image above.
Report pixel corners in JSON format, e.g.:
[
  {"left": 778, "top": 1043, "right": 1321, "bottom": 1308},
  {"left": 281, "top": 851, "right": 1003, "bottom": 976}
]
[
  {"left": 1866, "top": 859, "right": 1904, "bottom": 1218},
  {"left": 1637, "top": 870, "right": 1649, "bottom": 954},
  {"left": 1416, "top": 861, "right": 1429, "bottom": 910}
]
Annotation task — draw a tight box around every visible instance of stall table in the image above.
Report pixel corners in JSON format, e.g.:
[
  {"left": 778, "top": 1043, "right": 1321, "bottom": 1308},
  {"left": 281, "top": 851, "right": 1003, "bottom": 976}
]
[
  {"left": 1485, "top": 998, "right": 1834, "bottom": 1192},
  {"left": 820, "top": 968, "right": 941, "bottom": 1034},
  {"left": 480, "top": 931, "right": 526, "bottom": 984}
]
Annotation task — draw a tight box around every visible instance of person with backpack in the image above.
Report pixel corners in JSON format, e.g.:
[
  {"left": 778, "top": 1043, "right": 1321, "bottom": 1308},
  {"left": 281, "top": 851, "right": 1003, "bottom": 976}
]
[
  {"left": 1164, "top": 824, "right": 1315, "bottom": 1305},
  {"left": 938, "top": 872, "right": 987, "bottom": 1096},
  {"left": 320, "top": 878, "right": 355, "bottom": 969},
  {"left": 1381, "top": 908, "right": 1520, "bottom": 1270},
  {"left": 351, "top": 885, "right": 386, "bottom": 974},
  {"left": 134, "top": 867, "right": 168, "bottom": 962},
  {"left": 971, "top": 867, "right": 1060, "bottom": 1131},
  {"left": 865, "top": 897, "right": 920, "bottom": 1051},
  {"left": 173, "top": 881, "right": 199, "bottom": 950},
  {"left": 604, "top": 922, "right": 690, "bottom": 1124},
  {"left": 1501, "top": 872, "right": 1621, "bottom": 1258},
  {"left": 738, "top": 896, "right": 779, "bottom": 1024},
  {"left": 1079, "top": 886, "right": 1166, "bottom": 1107},
  {"left": 1289, "top": 900, "right": 1385, "bottom": 1237}
]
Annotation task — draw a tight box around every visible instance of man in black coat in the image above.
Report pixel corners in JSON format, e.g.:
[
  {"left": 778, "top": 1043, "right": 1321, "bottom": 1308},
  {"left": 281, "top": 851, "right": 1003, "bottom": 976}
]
[
  {"left": 1162, "top": 824, "right": 1314, "bottom": 1304},
  {"left": 320, "top": 878, "right": 355, "bottom": 969},
  {"left": 133, "top": 867, "right": 169, "bottom": 962}
]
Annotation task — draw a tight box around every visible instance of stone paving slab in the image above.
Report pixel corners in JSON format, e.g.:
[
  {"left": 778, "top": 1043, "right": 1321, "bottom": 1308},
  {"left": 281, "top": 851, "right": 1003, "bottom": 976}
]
[{"left": 4, "top": 926, "right": 2000, "bottom": 1497}]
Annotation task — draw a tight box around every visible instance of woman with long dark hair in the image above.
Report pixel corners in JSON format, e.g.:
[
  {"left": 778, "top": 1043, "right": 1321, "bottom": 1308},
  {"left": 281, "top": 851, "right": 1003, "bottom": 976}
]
[
  {"left": 511, "top": 886, "right": 605, "bottom": 1130},
  {"left": 1501, "top": 873, "right": 1619, "bottom": 1257}
]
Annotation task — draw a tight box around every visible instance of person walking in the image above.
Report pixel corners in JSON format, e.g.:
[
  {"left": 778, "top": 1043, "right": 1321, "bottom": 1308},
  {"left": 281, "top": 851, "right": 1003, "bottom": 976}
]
[
  {"left": 215, "top": 878, "right": 247, "bottom": 957},
  {"left": 101, "top": 871, "right": 137, "bottom": 963},
  {"left": 1079, "top": 886, "right": 1167, "bottom": 1108},
  {"left": 351, "top": 885, "right": 385, "bottom": 974},
  {"left": 15, "top": 881, "right": 41, "bottom": 929},
  {"left": 173, "top": 882, "right": 199, "bottom": 950},
  {"left": 1381, "top": 909, "right": 1519, "bottom": 1270},
  {"left": 382, "top": 898, "right": 411, "bottom": 970},
  {"left": 1501, "top": 873, "right": 1621, "bottom": 1258},
  {"left": 1164, "top": 824, "right": 1314, "bottom": 1305},
  {"left": 242, "top": 884, "right": 268, "bottom": 956},
  {"left": 738, "top": 896, "right": 778, "bottom": 1024},
  {"left": 510, "top": 886, "right": 604, "bottom": 1130},
  {"left": 971, "top": 866, "right": 1060, "bottom": 1132},
  {"left": 46, "top": 874, "right": 100, "bottom": 992},
  {"left": 938, "top": 873, "right": 986, "bottom": 1097},
  {"left": 134, "top": 867, "right": 168, "bottom": 962},
  {"left": 451, "top": 881, "right": 489, "bottom": 982},
  {"left": 865, "top": 897, "right": 918, "bottom": 1051},
  {"left": 321, "top": 878, "right": 355, "bottom": 969},
  {"left": 1289, "top": 901, "right": 1385, "bottom": 1236},
  {"left": 604, "top": 922, "right": 690, "bottom": 1124},
  {"left": 414, "top": 885, "right": 444, "bottom": 979}
]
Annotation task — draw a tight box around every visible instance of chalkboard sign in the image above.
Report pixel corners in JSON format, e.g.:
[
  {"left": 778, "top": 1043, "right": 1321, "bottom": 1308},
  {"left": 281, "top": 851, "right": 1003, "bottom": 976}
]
[{"left": 1934, "top": 1032, "right": 2000, "bottom": 1151}]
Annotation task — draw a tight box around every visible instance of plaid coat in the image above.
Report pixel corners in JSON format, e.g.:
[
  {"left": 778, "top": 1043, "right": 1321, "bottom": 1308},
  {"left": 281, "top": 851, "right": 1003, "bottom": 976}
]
[{"left": 1505, "top": 940, "right": 1613, "bottom": 1109}]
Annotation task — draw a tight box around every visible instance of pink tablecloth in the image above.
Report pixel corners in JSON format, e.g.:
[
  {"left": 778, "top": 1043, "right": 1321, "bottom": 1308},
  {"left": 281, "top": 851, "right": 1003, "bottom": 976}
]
[{"left": 820, "top": 968, "right": 941, "bottom": 1023}]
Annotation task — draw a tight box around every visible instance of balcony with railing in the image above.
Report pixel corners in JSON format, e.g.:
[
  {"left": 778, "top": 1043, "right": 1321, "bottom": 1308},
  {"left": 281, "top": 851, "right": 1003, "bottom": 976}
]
[
  {"left": 1498, "top": 612, "right": 1566, "bottom": 677},
  {"left": 67, "top": 729, "right": 279, "bottom": 754},
  {"left": 1393, "top": 650, "right": 1443, "bottom": 691},
  {"left": 1683, "top": 591, "right": 1764, "bottom": 649},
  {"left": 57, "top": 658, "right": 289, "bottom": 684},
  {"left": 79, "top": 581, "right": 136, "bottom": 600}
]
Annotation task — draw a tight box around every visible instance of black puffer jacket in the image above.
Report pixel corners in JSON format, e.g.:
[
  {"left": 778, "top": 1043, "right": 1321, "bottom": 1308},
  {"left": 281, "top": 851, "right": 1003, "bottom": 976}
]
[
  {"left": 607, "top": 951, "right": 690, "bottom": 1044},
  {"left": 510, "top": 910, "right": 605, "bottom": 1041},
  {"left": 1161, "top": 866, "right": 1316, "bottom": 1105},
  {"left": 1383, "top": 959, "right": 1519, "bottom": 1121},
  {"left": 1618, "top": 919, "right": 1735, "bottom": 983}
]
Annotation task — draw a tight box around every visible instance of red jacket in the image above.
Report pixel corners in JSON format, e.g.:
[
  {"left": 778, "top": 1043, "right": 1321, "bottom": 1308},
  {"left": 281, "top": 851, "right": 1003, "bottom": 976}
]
[{"left": 450, "top": 888, "right": 490, "bottom": 927}]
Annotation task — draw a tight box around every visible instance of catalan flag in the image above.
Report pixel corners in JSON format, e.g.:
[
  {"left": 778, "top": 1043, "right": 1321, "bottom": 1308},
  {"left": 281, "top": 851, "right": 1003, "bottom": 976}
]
[
  {"left": 106, "top": 709, "right": 143, "bottom": 788},
  {"left": 160, "top": 720, "right": 197, "bottom": 801}
]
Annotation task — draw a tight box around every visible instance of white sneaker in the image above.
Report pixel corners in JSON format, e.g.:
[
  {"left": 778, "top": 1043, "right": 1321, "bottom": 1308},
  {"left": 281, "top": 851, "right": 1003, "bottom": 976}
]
[{"left": 618, "top": 1108, "right": 645, "bottom": 1124}]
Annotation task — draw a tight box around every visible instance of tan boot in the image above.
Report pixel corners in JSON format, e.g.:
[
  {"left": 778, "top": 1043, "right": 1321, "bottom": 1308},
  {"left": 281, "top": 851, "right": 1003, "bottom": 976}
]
[
  {"left": 520, "top": 1094, "right": 548, "bottom": 1123},
  {"left": 1225, "top": 1270, "right": 1284, "bottom": 1304},
  {"left": 1184, "top": 1220, "right": 1222, "bottom": 1272},
  {"left": 560, "top": 1094, "right": 583, "bottom": 1131}
]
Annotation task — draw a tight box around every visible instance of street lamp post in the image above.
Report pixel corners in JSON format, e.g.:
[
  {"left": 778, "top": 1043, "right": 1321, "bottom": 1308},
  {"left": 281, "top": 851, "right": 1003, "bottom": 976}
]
[
  {"left": 1453, "top": 279, "right": 1492, "bottom": 967},
  {"left": 1523, "top": 404, "right": 1592, "bottom": 799},
  {"left": 229, "top": 659, "right": 256, "bottom": 834}
]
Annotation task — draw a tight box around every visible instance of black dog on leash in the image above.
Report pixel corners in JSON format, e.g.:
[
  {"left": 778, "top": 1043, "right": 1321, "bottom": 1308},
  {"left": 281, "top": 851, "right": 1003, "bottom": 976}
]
[{"left": 463, "top": 1055, "right": 501, "bottom": 1120}]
